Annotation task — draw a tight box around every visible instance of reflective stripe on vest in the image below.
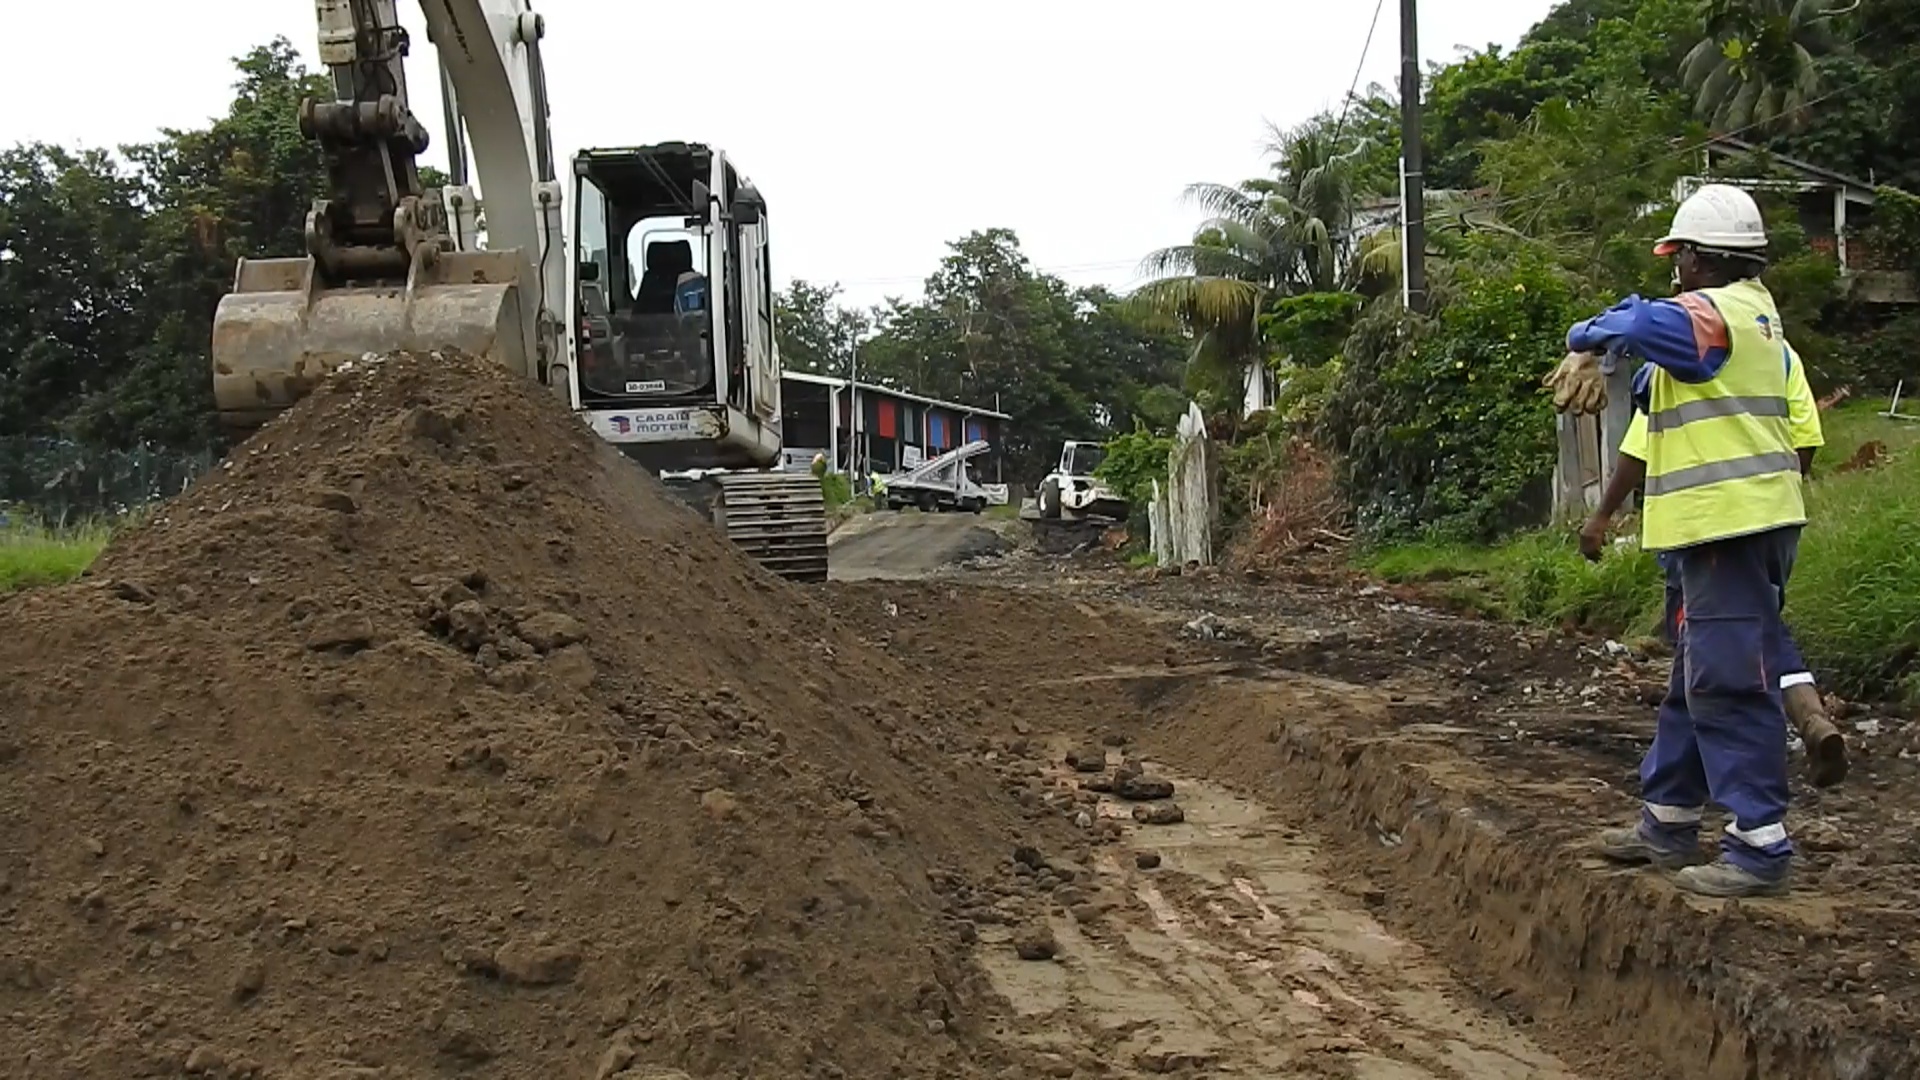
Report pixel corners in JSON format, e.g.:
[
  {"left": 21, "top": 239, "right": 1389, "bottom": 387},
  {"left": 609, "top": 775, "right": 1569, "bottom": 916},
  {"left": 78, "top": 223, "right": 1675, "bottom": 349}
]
[
  {"left": 1645, "top": 394, "right": 1789, "bottom": 433},
  {"left": 1640, "top": 279, "right": 1806, "bottom": 551}
]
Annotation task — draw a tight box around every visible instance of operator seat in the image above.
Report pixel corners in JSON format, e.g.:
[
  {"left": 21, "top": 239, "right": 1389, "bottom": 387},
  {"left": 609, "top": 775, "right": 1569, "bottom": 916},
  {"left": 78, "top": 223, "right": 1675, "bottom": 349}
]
[{"left": 634, "top": 240, "right": 694, "bottom": 315}]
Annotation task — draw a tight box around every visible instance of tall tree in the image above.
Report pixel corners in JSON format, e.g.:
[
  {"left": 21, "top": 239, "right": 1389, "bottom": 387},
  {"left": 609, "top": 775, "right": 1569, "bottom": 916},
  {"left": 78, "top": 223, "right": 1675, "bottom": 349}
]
[
  {"left": 1133, "top": 114, "right": 1385, "bottom": 399},
  {"left": 70, "top": 39, "right": 332, "bottom": 452},
  {"left": 0, "top": 146, "right": 152, "bottom": 442},
  {"left": 773, "top": 279, "right": 869, "bottom": 377},
  {"left": 1682, "top": 0, "right": 1851, "bottom": 133},
  {"left": 852, "top": 229, "right": 1186, "bottom": 477}
]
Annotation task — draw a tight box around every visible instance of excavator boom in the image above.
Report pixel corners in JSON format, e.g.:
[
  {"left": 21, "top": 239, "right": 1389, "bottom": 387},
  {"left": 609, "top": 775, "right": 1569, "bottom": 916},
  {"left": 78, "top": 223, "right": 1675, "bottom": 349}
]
[{"left": 206, "top": 1, "right": 832, "bottom": 584}]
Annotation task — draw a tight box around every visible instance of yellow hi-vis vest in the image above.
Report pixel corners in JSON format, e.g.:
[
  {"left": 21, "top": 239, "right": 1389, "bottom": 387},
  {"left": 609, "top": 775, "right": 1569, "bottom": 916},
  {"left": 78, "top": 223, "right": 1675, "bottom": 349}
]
[{"left": 1641, "top": 279, "right": 1806, "bottom": 551}]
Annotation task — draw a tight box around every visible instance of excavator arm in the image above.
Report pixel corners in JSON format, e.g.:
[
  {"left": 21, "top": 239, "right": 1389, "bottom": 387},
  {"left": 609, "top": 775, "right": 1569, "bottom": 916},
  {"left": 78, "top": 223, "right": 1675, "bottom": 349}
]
[{"left": 210, "top": 0, "right": 566, "bottom": 430}]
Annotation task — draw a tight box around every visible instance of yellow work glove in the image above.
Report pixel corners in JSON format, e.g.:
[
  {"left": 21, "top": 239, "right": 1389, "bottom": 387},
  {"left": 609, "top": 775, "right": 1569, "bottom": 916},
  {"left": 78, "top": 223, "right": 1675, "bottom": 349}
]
[{"left": 1543, "top": 351, "right": 1608, "bottom": 415}]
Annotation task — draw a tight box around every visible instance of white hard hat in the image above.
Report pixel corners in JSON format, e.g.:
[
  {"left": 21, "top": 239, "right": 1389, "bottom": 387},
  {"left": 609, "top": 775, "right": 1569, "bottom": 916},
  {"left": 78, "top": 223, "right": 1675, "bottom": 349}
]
[{"left": 1655, "top": 183, "right": 1767, "bottom": 256}]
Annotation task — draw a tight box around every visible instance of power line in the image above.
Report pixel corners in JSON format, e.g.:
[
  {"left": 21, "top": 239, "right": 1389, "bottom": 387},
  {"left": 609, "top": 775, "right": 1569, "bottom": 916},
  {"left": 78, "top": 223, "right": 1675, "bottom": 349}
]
[{"left": 1332, "top": 0, "right": 1390, "bottom": 145}]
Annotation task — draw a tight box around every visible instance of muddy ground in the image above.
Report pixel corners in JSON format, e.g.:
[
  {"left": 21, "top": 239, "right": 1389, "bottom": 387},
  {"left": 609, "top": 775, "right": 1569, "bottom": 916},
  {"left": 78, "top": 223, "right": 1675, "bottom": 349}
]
[
  {"left": 4, "top": 346, "right": 1912, "bottom": 1079},
  {"left": 824, "top": 515, "right": 1920, "bottom": 1080}
]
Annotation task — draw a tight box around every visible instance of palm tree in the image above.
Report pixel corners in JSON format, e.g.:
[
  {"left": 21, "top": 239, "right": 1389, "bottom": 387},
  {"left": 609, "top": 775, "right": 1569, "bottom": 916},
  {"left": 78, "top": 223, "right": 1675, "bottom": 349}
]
[
  {"left": 1132, "top": 120, "right": 1381, "bottom": 392},
  {"left": 1682, "top": 0, "right": 1856, "bottom": 133}
]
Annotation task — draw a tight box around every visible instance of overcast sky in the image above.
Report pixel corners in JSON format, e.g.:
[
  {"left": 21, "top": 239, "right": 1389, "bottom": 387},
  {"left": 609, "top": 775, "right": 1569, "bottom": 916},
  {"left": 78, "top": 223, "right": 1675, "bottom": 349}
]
[{"left": 6, "top": 0, "right": 1556, "bottom": 309}]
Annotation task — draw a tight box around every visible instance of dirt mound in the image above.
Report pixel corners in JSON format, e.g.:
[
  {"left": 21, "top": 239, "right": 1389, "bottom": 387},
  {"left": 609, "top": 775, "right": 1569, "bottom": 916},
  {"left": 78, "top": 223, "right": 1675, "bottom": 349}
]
[{"left": 0, "top": 352, "right": 1063, "bottom": 1079}]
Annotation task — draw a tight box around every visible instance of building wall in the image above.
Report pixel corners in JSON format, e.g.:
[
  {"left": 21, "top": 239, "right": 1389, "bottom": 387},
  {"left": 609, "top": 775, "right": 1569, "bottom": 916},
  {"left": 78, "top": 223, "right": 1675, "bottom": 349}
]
[{"left": 778, "top": 376, "right": 1006, "bottom": 479}]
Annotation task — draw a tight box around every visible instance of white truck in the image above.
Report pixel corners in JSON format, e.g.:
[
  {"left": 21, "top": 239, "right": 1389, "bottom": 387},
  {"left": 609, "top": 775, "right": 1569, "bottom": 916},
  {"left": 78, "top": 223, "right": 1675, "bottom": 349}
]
[{"left": 877, "top": 440, "right": 992, "bottom": 514}]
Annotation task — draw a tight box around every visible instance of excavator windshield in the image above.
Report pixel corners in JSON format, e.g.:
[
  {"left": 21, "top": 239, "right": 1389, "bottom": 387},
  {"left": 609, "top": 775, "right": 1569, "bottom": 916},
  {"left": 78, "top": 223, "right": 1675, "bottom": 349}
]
[{"left": 573, "top": 155, "right": 716, "bottom": 404}]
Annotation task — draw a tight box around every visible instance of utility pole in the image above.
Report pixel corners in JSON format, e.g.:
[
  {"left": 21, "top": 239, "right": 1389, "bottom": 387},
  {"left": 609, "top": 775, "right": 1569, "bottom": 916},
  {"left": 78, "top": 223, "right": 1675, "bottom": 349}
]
[
  {"left": 1398, "top": 0, "right": 1428, "bottom": 314},
  {"left": 847, "top": 333, "right": 862, "bottom": 490}
]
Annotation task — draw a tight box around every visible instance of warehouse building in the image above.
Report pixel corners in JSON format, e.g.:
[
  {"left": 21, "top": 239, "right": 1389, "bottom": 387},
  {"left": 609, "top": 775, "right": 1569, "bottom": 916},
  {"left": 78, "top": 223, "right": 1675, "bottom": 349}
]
[{"left": 778, "top": 372, "right": 1010, "bottom": 481}]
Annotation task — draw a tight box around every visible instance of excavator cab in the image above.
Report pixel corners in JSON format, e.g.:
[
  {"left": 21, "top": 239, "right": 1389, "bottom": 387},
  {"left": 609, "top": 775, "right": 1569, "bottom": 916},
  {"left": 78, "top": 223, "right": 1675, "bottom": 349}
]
[
  {"left": 568, "top": 144, "right": 827, "bottom": 583},
  {"left": 567, "top": 143, "right": 781, "bottom": 474}
]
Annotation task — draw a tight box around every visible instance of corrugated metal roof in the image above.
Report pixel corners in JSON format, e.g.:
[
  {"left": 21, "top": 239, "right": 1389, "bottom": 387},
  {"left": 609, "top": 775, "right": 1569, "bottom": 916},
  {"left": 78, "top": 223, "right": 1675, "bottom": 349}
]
[{"left": 782, "top": 371, "right": 1011, "bottom": 420}]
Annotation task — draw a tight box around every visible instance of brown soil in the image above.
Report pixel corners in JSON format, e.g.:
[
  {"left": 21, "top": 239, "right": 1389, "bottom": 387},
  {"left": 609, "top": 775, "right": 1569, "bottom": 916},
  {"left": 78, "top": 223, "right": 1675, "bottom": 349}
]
[
  {"left": 0, "top": 352, "right": 1088, "bottom": 1079},
  {"left": 828, "top": 571, "right": 1920, "bottom": 1080}
]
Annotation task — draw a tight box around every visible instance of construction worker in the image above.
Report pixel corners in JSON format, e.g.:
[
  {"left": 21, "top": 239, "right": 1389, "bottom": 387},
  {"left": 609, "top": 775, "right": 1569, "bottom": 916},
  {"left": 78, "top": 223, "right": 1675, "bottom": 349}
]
[
  {"left": 1582, "top": 344, "right": 1848, "bottom": 788},
  {"left": 1545, "top": 183, "right": 1805, "bottom": 898}
]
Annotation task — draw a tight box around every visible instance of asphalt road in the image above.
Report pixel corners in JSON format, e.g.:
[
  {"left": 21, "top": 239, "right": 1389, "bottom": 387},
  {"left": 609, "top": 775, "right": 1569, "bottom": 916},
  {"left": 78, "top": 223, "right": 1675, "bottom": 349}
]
[{"left": 827, "top": 511, "right": 1010, "bottom": 581}]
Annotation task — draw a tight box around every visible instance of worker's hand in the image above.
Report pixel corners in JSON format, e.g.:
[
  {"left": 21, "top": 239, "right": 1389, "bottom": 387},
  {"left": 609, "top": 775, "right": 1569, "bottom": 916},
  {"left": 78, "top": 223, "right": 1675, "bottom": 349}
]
[
  {"left": 1543, "top": 351, "right": 1608, "bottom": 415},
  {"left": 1578, "top": 515, "right": 1609, "bottom": 563}
]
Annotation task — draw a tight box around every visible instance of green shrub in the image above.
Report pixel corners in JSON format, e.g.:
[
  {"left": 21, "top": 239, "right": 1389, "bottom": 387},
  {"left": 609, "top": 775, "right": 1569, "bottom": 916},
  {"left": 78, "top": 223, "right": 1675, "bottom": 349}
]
[
  {"left": 1096, "top": 426, "right": 1174, "bottom": 542},
  {"left": 1862, "top": 184, "right": 1920, "bottom": 279},
  {"left": 1323, "top": 244, "right": 1587, "bottom": 541},
  {"left": 1364, "top": 408, "right": 1920, "bottom": 700},
  {"left": 1096, "top": 426, "right": 1173, "bottom": 510},
  {"left": 820, "top": 472, "right": 854, "bottom": 510},
  {"left": 1259, "top": 292, "right": 1364, "bottom": 366},
  {"left": 1272, "top": 359, "right": 1341, "bottom": 430},
  {"left": 1789, "top": 444, "right": 1920, "bottom": 699},
  {"left": 1366, "top": 531, "right": 1664, "bottom": 637}
]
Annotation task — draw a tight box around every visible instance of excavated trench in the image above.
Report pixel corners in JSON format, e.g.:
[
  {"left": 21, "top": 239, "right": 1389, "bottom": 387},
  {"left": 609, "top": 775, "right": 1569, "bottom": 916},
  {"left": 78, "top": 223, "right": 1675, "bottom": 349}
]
[{"left": 827, "top": 570, "right": 1920, "bottom": 1080}]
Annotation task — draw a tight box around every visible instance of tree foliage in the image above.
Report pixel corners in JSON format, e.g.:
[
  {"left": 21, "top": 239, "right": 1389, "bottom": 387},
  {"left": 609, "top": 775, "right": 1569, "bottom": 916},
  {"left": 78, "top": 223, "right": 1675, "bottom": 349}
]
[
  {"left": 0, "top": 40, "right": 329, "bottom": 459},
  {"left": 1321, "top": 246, "right": 1588, "bottom": 540},
  {"left": 773, "top": 280, "right": 869, "bottom": 376}
]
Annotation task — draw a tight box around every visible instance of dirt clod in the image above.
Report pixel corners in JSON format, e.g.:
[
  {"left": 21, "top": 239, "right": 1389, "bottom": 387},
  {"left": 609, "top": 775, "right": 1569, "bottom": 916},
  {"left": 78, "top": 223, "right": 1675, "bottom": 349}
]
[
  {"left": 1112, "top": 773, "right": 1175, "bottom": 801},
  {"left": 1013, "top": 927, "right": 1059, "bottom": 961},
  {"left": 491, "top": 937, "right": 582, "bottom": 987},
  {"left": 310, "top": 488, "right": 359, "bottom": 514},
  {"left": 1065, "top": 745, "right": 1107, "bottom": 772},
  {"left": 1132, "top": 802, "right": 1186, "bottom": 826},
  {"left": 230, "top": 959, "right": 266, "bottom": 1002}
]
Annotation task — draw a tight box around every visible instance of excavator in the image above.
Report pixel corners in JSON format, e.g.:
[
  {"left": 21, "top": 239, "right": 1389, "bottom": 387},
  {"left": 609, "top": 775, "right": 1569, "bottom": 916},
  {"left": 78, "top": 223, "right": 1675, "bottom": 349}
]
[{"left": 207, "top": 0, "right": 830, "bottom": 582}]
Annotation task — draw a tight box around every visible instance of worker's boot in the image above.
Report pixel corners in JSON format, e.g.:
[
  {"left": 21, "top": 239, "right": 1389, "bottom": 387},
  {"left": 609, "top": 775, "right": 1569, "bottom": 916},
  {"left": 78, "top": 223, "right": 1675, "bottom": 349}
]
[
  {"left": 1595, "top": 824, "right": 1699, "bottom": 869},
  {"left": 1785, "top": 683, "right": 1848, "bottom": 787},
  {"left": 1674, "top": 859, "right": 1790, "bottom": 899}
]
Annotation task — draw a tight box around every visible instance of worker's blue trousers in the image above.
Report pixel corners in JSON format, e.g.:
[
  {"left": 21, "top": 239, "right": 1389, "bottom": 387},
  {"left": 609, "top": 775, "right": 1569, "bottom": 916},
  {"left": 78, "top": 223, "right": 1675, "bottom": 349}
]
[
  {"left": 1659, "top": 554, "right": 1812, "bottom": 687},
  {"left": 1640, "top": 527, "right": 1799, "bottom": 877}
]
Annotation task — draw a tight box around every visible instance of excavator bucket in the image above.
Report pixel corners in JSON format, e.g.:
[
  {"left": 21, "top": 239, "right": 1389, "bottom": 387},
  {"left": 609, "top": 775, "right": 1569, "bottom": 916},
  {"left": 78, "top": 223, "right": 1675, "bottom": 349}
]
[{"left": 211, "top": 251, "right": 532, "bottom": 432}]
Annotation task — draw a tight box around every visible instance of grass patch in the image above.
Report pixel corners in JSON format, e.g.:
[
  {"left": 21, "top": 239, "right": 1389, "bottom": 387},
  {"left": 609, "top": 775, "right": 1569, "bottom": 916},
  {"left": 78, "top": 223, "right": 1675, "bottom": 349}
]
[
  {"left": 1814, "top": 395, "right": 1920, "bottom": 475},
  {"left": 1361, "top": 397, "right": 1920, "bottom": 699},
  {"left": 1366, "top": 532, "right": 1664, "bottom": 640},
  {"left": 0, "top": 521, "right": 110, "bottom": 593},
  {"left": 1790, "top": 434, "right": 1920, "bottom": 700},
  {"left": 820, "top": 473, "right": 854, "bottom": 511}
]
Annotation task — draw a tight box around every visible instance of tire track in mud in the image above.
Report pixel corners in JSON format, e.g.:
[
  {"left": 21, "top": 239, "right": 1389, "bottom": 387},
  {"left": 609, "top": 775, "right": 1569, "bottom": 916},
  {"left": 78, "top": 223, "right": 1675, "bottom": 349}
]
[
  {"left": 1035, "top": 656, "right": 1918, "bottom": 1080},
  {"left": 974, "top": 739, "right": 1585, "bottom": 1079}
]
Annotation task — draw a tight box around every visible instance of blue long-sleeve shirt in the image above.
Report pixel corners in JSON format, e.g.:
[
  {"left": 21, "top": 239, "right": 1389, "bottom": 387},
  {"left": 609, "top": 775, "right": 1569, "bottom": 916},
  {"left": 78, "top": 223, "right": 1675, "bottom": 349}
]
[
  {"left": 1566, "top": 293, "right": 1733, "bottom": 385},
  {"left": 1569, "top": 292, "right": 1796, "bottom": 415}
]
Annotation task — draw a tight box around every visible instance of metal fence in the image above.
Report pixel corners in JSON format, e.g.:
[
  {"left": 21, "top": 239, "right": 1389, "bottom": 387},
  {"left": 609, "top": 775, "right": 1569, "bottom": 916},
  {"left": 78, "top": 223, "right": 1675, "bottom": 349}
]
[{"left": 0, "top": 438, "right": 211, "bottom": 527}]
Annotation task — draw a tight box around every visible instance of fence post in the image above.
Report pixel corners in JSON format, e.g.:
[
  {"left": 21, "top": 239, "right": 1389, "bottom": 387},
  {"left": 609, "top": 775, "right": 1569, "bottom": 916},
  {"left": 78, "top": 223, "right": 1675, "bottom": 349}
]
[{"left": 1552, "top": 412, "right": 1584, "bottom": 522}]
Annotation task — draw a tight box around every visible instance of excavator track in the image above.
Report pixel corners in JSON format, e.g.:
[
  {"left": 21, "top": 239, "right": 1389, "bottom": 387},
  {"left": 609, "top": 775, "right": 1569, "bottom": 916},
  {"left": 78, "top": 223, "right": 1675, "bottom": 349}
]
[{"left": 664, "top": 471, "right": 831, "bottom": 584}]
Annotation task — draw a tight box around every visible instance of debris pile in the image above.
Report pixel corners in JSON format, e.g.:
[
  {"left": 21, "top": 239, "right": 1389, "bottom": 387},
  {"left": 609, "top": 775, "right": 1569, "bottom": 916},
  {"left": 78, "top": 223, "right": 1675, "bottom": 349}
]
[{"left": 0, "top": 351, "right": 1052, "bottom": 1078}]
